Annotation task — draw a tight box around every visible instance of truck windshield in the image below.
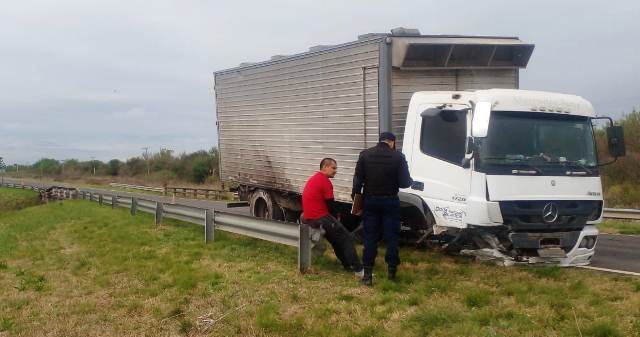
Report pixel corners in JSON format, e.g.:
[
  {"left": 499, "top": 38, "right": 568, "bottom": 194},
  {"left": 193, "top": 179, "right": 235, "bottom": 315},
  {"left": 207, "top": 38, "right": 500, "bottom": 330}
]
[{"left": 476, "top": 111, "right": 597, "bottom": 174}]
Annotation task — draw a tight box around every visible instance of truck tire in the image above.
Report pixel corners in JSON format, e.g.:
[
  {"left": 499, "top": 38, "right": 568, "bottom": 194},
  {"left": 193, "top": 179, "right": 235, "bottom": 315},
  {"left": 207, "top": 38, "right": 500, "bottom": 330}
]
[
  {"left": 400, "top": 206, "right": 435, "bottom": 247},
  {"left": 249, "top": 189, "right": 284, "bottom": 221}
]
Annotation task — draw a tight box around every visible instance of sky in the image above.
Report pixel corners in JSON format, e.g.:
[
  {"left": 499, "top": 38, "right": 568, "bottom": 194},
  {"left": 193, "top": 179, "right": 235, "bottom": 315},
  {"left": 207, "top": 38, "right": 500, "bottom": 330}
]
[{"left": 1, "top": 0, "right": 639, "bottom": 164}]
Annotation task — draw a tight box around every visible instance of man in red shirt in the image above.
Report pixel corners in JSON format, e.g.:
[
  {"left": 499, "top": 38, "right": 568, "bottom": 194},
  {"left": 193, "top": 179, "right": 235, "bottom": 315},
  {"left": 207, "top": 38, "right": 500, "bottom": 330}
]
[{"left": 302, "top": 158, "right": 363, "bottom": 275}]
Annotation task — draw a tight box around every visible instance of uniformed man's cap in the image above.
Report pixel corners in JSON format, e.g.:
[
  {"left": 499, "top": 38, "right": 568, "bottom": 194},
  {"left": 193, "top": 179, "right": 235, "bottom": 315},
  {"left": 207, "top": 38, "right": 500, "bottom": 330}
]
[{"left": 379, "top": 132, "right": 396, "bottom": 142}]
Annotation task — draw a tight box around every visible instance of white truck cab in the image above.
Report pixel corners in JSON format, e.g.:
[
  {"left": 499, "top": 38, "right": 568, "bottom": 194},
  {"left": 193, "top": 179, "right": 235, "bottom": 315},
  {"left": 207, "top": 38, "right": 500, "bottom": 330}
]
[{"left": 400, "top": 89, "right": 625, "bottom": 265}]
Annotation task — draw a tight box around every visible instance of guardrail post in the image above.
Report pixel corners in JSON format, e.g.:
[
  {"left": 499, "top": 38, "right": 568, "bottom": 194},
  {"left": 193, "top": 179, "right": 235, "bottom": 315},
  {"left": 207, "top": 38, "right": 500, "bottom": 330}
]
[
  {"left": 155, "top": 202, "right": 163, "bottom": 225},
  {"left": 131, "top": 197, "right": 138, "bottom": 215},
  {"left": 89, "top": 192, "right": 93, "bottom": 201},
  {"left": 205, "top": 209, "right": 215, "bottom": 244},
  {"left": 298, "top": 223, "right": 311, "bottom": 273},
  {"left": 112, "top": 195, "right": 117, "bottom": 208},
  {"left": 98, "top": 194, "right": 103, "bottom": 206}
]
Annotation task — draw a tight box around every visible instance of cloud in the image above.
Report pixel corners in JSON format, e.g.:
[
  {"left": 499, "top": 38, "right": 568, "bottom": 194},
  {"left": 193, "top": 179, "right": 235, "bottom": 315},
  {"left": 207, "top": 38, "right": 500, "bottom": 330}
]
[{"left": 0, "top": 0, "right": 638, "bottom": 164}]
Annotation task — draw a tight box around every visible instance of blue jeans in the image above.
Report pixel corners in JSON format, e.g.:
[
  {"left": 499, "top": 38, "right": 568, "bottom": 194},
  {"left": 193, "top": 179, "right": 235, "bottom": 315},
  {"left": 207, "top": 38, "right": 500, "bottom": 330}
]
[{"left": 362, "top": 195, "right": 400, "bottom": 268}]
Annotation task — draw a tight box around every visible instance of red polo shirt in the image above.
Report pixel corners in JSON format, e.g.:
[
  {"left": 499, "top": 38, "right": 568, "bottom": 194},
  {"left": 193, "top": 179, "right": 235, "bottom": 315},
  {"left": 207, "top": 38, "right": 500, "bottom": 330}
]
[{"left": 302, "top": 172, "right": 334, "bottom": 220}]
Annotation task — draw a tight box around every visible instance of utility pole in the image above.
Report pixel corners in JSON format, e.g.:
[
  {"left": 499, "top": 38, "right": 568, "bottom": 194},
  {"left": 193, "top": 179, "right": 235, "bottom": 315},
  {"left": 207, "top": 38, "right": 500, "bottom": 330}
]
[
  {"left": 91, "top": 156, "right": 96, "bottom": 175},
  {"left": 0, "top": 157, "right": 5, "bottom": 184},
  {"left": 142, "top": 147, "right": 150, "bottom": 178}
]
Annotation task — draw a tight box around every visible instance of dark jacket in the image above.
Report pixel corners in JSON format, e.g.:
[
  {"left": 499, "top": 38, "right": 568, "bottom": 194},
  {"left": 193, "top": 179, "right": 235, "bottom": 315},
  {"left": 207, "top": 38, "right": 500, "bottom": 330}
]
[{"left": 352, "top": 142, "right": 413, "bottom": 197}]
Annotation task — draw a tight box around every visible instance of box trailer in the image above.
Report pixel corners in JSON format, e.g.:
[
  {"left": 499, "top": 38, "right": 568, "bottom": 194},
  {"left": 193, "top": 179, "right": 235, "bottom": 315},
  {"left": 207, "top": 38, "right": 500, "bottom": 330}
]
[{"left": 213, "top": 28, "right": 625, "bottom": 265}]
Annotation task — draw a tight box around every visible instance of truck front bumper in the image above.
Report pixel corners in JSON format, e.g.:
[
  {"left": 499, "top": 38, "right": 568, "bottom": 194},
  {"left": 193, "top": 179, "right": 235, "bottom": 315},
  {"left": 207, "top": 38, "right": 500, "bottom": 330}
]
[{"left": 517, "top": 225, "right": 599, "bottom": 266}]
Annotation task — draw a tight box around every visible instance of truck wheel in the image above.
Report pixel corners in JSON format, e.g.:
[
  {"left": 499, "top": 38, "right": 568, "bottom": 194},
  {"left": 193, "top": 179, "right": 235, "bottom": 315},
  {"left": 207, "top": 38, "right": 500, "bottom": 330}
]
[
  {"left": 400, "top": 206, "right": 435, "bottom": 248},
  {"left": 249, "top": 189, "right": 284, "bottom": 221}
]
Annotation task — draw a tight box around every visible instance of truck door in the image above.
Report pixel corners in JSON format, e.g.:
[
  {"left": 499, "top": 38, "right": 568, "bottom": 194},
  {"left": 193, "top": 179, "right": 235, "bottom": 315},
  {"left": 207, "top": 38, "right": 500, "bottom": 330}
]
[{"left": 406, "top": 104, "right": 471, "bottom": 229}]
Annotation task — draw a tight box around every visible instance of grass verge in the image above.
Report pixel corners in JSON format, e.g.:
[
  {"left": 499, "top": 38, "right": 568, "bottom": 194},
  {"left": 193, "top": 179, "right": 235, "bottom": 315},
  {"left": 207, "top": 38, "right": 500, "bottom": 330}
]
[
  {"left": 597, "top": 219, "right": 640, "bottom": 235},
  {"left": 0, "top": 195, "right": 638, "bottom": 336},
  {"left": 0, "top": 187, "right": 40, "bottom": 212}
]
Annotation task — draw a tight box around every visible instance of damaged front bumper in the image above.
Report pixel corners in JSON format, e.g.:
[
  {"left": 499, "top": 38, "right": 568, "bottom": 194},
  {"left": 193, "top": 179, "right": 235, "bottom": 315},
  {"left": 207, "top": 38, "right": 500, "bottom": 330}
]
[{"left": 460, "top": 225, "right": 598, "bottom": 266}]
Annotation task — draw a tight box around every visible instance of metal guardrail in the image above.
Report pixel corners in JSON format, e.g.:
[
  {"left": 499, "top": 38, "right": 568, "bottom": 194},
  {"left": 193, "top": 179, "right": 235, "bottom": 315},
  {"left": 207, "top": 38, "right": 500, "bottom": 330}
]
[
  {"left": 165, "top": 186, "right": 229, "bottom": 200},
  {"left": 602, "top": 208, "right": 640, "bottom": 220},
  {"left": 0, "top": 181, "right": 311, "bottom": 273},
  {"left": 109, "top": 183, "right": 164, "bottom": 193},
  {"left": 109, "top": 182, "right": 235, "bottom": 201},
  {"left": 0, "top": 182, "right": 78, "bottom": 201}
]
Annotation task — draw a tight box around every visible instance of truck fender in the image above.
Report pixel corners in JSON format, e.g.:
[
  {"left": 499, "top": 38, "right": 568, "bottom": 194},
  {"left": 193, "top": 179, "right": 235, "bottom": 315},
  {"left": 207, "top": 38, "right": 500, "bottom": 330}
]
[{"left": 398, "top": 191, "right": 429, "bottom": 217}]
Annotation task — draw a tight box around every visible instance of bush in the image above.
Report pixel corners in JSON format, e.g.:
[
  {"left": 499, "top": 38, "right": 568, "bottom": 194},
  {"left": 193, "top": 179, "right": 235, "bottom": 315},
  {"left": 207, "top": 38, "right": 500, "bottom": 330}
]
[
  {"left": 192, "top": 158, "right": 212, "bottom": 183},
  {"left": 107, "top": 159, "right": 121, "bottom": 176}
]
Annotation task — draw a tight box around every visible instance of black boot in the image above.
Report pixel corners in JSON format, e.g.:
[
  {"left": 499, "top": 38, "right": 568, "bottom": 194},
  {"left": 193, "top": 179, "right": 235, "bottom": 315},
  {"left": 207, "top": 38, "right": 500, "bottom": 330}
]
[
  {"left": 360, "top": 266, "right": 373, "bottom": 287},
  {"left": 388, "top": 265, "right": 397, "bottom": 281}
]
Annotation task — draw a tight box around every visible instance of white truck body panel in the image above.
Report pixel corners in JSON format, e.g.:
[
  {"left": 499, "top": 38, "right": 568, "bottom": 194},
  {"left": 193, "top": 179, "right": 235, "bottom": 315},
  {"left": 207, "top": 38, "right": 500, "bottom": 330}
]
[{"left": 486, "top": 176, "right": 602, "bottom": 201}]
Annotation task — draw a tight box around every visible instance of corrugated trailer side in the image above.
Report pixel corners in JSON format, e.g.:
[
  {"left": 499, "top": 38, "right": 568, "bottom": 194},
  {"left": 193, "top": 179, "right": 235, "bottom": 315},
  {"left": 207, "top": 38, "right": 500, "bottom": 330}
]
[{"left": 215, "top": 37, "right": 384, "bottom": 202}]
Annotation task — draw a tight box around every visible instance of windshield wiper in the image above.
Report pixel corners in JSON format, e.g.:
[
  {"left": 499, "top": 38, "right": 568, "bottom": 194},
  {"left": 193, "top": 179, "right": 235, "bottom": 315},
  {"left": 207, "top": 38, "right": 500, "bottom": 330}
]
[
  {"left": 511, "top": 165, "right": 542, "bottom": 175},
  {"left": 563, "top": 161, "right": 594, "bottom": 175},
  {"left": 481, "top": 156, "right": 542, "bottom": 175}
]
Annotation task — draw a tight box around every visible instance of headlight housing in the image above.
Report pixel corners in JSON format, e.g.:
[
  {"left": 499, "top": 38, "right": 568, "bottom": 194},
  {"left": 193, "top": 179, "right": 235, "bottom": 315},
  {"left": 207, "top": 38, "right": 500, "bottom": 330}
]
[{"left": 579, "top": 235, "right": 598, "bottom": 249}]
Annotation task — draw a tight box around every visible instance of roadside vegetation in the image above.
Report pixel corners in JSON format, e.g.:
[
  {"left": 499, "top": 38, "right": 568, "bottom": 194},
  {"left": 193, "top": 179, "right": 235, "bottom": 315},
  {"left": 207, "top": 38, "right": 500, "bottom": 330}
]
[
  {"left": 597, "top": 219, "right": 640, "bottom": 235},
  {"left": 0, "top": 187, "right": 40, "bottom": 212},
  {"left": 0, "top": 190, "right": 638, "bottom": 336},
  {"left": 598, "top": 108, "right": 640, "bottom": 208}
]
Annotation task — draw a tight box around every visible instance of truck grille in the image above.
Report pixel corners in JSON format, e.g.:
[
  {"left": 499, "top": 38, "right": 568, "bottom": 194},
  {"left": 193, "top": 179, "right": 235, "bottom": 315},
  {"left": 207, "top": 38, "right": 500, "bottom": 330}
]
[{"left": 499, "top": 200, "right": 602, "bottom": 232}]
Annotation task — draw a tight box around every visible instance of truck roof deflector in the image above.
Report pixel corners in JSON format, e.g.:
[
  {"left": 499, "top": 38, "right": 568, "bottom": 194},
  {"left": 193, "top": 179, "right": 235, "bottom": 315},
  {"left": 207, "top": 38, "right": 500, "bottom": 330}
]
[{"left": 391, "top": 37, "right": 534, "bottom": 69}]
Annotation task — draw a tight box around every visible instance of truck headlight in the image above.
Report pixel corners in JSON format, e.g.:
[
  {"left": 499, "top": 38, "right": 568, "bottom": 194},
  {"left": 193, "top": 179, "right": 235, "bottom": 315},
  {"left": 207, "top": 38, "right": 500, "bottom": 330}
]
[
  {"left": 579, "top": 236, "right": 597, "bottom": 249},
  {"left": 588, "top": 201, "right": 603, "bottom": 221}
]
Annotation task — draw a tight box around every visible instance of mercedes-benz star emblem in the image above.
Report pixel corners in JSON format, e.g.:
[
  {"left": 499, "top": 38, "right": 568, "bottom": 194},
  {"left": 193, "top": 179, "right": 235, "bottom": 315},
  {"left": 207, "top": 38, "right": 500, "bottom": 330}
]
[{"left": 542, "top": 203, "right": 559, "bottom": 223}]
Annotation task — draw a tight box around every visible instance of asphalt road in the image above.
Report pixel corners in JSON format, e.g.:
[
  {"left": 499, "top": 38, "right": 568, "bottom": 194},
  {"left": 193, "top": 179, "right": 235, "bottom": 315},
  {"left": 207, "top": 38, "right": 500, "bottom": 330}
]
[
  {"left": 591, "top": 234, "right": 640, "bottom": 273},
  {"left": 3, "top": 178, "right": 639, "bottom": 274}
]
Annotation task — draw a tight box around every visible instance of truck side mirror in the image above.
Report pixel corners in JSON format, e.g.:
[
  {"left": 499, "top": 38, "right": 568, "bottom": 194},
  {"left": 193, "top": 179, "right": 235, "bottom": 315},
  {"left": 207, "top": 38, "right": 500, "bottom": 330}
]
[{"left": 606, "top": 125, "right": 626, "bottom": 157}]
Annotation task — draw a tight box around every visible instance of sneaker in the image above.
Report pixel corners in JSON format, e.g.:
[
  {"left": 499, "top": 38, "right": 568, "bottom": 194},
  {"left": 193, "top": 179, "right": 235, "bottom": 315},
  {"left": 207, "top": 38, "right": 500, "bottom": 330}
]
[
  {"left": 354, "top": 268, "right": 364, "bottom": 278},
  {"left": 360, "top": 267, "right": 373, "bottom": 287}
]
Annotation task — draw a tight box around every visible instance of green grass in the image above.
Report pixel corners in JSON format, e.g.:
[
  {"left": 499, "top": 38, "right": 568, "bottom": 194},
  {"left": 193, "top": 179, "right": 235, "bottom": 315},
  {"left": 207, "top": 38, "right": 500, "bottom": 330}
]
[
  {"left": 0, "top": 187, "right": 40, "bottom": 211},
  {"left": 598, "top": 219, "right": 640, "bottom": 235},
  {"left": 0, "top": 193, "right": 639, "bottom": 336}
]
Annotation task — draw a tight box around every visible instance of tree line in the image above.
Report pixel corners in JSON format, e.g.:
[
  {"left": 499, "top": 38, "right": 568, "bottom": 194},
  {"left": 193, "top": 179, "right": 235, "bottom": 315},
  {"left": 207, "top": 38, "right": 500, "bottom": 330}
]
[{"left": 3, "top": 148, "right": 219, "bottom": 184}]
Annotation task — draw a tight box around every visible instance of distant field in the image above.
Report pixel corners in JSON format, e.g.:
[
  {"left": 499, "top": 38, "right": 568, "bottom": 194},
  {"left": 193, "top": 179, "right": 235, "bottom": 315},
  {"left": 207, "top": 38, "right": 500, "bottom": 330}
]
[
  {"left": 0, "top": 187, "right": 40, "bottom": 212},
  {"left": 0, "top": 194, "right": 638, "bottom": 336}
]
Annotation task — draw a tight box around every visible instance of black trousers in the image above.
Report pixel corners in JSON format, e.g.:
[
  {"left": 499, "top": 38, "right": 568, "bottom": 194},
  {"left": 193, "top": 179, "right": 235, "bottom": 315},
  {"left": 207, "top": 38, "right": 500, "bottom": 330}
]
[
  {"left": 307, "top": 215, "right": 363, "bottom": 271},
  {"left": 362, "top": 195, "right": 401, "bottom": 268}
]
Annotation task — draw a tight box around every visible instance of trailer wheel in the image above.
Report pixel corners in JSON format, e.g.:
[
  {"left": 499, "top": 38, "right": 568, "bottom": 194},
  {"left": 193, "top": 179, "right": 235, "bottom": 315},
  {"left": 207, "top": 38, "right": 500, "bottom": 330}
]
[{"left": 249, "top": 189, "right": 284, "bottom": 221}]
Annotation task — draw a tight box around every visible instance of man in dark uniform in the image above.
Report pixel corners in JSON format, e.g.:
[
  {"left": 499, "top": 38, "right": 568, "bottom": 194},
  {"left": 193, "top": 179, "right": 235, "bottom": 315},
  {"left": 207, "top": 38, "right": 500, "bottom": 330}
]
[{"left": 352, "top": 132, "right": 412, "bottom": 286}]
